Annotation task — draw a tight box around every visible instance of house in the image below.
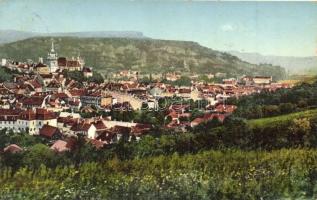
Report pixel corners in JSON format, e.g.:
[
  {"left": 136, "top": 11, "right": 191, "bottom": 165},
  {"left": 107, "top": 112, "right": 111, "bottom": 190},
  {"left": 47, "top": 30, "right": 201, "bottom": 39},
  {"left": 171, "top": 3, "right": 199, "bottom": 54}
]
[
  {"left": 253, "top": 76, "right": 272, "bottom": 85},
  {"left": 57, "top": 57, "right": 84, "bottom": 71},
  {"left": 1, "top": 58, "right": 7, "bottom": 67},
  {"left": 93, "top": 120, "right": 107, "bottom": 133},
  {"left": 80, "top": 91, "right": 111, "bottom": 108},
  {"left": 223, "top": 78, "right": 237, "bottom": 85},
  {"left": 39, "top": 124, "right": 62, "bottom": 140},
  {"left": 169, "top": 104, "right": 190, "bottom": 114},
  {"left": 177, "top": 87, "right": 192, "bottom": 98},
  {"left": 3, "top": 144, "right": 23, "bottom": 154},
  {"left": 17, "top": 108, "right": 57, "bottom": 135},
  {"left": 0, "top": 109, "right": 22, "bottom": 130},
  {"left": 89, "top": 139, "right": 104, "bottom": 149},
  {"left": 46, "top": 79, "right": 62, "bottom": 92},
  {"left": 166, "top": 72, "right": 181, "bottom": 81},
  {"left": 241, "top": 76, "right": 273, "bottom": 86},
  {"left": 214, "top": 104, "right": 237, "bottom": 114},
  {"left": 130, "top": 123, "right": 152, "bottom": 140},
  {"left": 70, "top": 122, "right": 97, "bottom": 139},
  {"left": 50, "top": 140, "right": 70, "bottom": 152},
  {"left": 96, "top": 130, "right": 116, "bottom": 144},
  {"left": 20, "top": 96, "right": 47, "bottom": 108},
  {"left": 25, "top": 79, "right": 43, "bottom": 93},
  {"left": 68, "top": 99, "right": 81, "bottom": 111},
  {"left": 0, "top": 108, "right": 57, "bottom": 135},
  {"left": 83, "top": 67, "right": 93, "bottom": 78},
  {"left": 33, "top": 62, "right": 50, "bottom": 75},
  {"left": 191, "top": 113, "right": 225, "bottom": 127}
]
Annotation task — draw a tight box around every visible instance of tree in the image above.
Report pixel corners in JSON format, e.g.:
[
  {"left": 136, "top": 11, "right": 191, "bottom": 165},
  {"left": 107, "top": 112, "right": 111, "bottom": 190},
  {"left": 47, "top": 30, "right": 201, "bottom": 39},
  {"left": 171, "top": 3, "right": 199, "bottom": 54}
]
[
  {"left": 174, "top": 76, "right": 191, "bottom": 87},
  {"left": 22, "top": 144, "right": 57, "bottom": 168},
  {"left": 288, "top": 118, "right": 312, "bottom": 146},
  {"left": 279, "top": 103, "right": 296, "bottom": 114}
]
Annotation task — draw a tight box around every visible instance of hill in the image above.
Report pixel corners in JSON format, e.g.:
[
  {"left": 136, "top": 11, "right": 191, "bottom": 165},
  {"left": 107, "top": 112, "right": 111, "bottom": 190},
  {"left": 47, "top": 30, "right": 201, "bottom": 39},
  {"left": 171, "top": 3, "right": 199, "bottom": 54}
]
[
  {"left": 0, "top": 30, "right": 147, "bottom": 44},
  {"left": 0, "top": 37, "right": 286, "bottom": 79},
  {"left": 248, "top": 109, "right": 317, "bottom": 129},
  {"left": 229, "top": 50, "right": 317, "bottom": 75}
]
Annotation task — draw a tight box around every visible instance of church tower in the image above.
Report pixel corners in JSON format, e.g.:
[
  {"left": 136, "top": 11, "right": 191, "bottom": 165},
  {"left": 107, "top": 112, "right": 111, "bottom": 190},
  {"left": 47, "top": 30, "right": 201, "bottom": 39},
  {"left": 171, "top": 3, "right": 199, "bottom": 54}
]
[{"left": 47, "top": 41, "right": 58, "bottom": 73}]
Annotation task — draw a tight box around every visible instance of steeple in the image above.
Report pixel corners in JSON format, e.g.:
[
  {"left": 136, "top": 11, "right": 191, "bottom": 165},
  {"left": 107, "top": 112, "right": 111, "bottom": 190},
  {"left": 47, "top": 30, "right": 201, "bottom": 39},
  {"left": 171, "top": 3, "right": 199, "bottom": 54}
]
[{"left": 51, "top": 41, "right": 55, "bottom": 53}]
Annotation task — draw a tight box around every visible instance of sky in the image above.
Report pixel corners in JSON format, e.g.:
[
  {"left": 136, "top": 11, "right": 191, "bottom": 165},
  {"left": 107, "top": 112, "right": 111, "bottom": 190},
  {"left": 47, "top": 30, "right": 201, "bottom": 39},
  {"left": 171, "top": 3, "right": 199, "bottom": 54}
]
[{"left": 0, "top": 0, "right": 316, "bottom": 57}]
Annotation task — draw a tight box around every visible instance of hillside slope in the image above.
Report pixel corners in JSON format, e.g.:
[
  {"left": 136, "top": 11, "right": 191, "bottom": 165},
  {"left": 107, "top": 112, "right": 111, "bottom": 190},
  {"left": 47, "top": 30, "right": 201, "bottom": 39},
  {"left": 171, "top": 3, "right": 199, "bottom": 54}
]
[
  {"left": 248, "top": 109, "right": 317, "bottom": 129},
  {"left": 0, "top": 37, "right": 286, "bottom": 79}
]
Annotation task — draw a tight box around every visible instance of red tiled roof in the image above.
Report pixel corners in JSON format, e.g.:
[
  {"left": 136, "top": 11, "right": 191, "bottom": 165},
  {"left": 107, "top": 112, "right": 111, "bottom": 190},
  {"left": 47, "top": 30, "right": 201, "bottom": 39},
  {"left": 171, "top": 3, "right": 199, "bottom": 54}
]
[
  {"left": 93, "top": 120, "right": 107, "bottom": 130},
  {"left": 20, "top": 96, "right": 45, "bottom": 106},
  {"left": 70, "top": 122, "right": 91, "bottom": 132},
  {"left": 83, "top": 67, "right": 92, "bottom": 73},
  {"left": 35, "top": 62, "right": 48, "bottom": 68},
  {"left": 47, "top": 80, "right": 61, "bottom": 88},
  {"left": 50, "top": 140, "right": 69, "bottom": 152},
  {"left": 27, "top": 80, "right": 42, "bottom": 89},
  {"left": 178, "top": 88, "right": 191, "bottom": 94},
  {"left": 39, "top": 124, "right": 60, "bottom": 138},
  {"left": 214, "top": 104, "right": 237, "bottom": 113},
  {"left": 57, "top": 57, "right": 67, "bottom": 67},
  {"left": 3, "top": 144, "right": 23, "bottom": 154},
  {"left": 96, "top": 130, "right": 115, "bottom": 143},
  {"left": 69, "top": 89, "right": 87, "bottom": 97},
  {"left": 40, "top": 74, "right": 53, "bottom": 79},
  {"left": 191, "top": 113, "right": 226, "bottom": 126},
  {"left": 19, "top": 110, "right": 36, "bottom": 120},
  {"left": 35, "top": 108, "right": 56, "bottom": 120},
  {"left": 89, "top": 139, "right": 104, "bottom": 149},
  {"left": 66, "top": 60, "right": 80, "bottom": 68},
  {"left": 0, "top": 109, "right": 22, "bottom": 116},
  {"left": 111, "top": 126, "right": 131, "bottom": 134}
]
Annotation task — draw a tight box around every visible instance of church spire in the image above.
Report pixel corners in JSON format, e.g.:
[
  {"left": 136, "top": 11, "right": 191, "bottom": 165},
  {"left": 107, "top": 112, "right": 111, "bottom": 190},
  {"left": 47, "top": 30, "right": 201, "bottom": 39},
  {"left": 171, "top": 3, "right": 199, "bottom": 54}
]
[{"left": 51, "top": 41, "right": 55, "bottom": 53}]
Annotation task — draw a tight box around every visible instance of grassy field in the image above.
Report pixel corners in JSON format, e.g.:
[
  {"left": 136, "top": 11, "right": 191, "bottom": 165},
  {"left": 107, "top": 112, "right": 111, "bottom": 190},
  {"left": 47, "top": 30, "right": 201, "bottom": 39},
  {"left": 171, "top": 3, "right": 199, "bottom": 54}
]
[{"left": 248, "top": 108, "right": 317, "bottom": 128}]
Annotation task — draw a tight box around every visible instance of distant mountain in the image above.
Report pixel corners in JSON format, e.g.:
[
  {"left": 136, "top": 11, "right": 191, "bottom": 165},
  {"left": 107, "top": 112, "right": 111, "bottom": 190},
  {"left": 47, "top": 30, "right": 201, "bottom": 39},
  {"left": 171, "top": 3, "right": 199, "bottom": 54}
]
[
  {"left": 0, "top": 37, "right": 286, "bottom": 80},
  {"left": 0, "top": 30, "right": 148, "bottom": 44},
  {"left": 45, "top": 31, "right": 147, "bottom": 39},
  {"left": 0, "top": 30, "right": 37, "bottom": 44},
  {"left": 229, "top": 51, "right": 317, "bottom": 75}
]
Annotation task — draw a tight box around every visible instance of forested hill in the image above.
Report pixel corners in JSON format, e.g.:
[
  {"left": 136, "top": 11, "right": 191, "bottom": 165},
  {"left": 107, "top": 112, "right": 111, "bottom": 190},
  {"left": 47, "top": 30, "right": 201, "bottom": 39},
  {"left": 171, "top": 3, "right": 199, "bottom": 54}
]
[{"left": 0, "top": 37, "right": 286, "bottom": 79}]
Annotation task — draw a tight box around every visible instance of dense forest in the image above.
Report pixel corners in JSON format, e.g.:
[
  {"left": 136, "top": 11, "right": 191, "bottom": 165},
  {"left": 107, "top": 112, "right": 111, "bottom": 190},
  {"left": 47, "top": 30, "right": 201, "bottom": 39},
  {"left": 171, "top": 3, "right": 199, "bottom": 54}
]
[{"left": 0, "top": 80, "right": 316, "bottom": 199}]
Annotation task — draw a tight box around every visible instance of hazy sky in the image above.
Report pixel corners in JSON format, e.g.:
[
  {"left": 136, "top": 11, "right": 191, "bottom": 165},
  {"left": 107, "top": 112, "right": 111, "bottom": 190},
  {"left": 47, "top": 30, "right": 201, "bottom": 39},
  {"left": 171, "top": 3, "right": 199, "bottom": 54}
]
[{"left": 0, "top": 0, "right": 316, "bottom": 57}]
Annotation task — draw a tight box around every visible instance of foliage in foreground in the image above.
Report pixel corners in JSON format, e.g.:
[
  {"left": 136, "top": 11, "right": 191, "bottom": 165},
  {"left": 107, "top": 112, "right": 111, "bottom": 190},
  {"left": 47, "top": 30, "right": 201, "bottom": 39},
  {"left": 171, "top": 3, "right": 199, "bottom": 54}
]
[{"left": 1, "top": 149, "right": 317, "bottom": 199}]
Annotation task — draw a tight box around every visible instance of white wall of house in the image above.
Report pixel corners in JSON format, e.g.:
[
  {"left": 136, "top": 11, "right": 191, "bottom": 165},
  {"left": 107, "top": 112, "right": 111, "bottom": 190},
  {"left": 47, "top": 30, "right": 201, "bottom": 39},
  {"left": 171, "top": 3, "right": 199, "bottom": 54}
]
[
  {"left": 0, "top": 118, "right": 57, "bottom": 135},
  {"left": 103, "top": 120, "right": 137, "bottom": 128},
  {"left": 0, "top": 120, "right": 17, "bottom": 131},
  {"left": 87, "top": 125, "right": 97, "bottom": 139}
]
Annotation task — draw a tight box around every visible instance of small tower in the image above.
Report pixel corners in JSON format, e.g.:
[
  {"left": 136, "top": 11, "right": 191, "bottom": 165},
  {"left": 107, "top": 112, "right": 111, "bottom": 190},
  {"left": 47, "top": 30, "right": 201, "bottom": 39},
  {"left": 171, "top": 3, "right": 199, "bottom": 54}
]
[
  {"left": 47, "top": 41, "right": 58, "bottom": 73},
  {"left": 77, "top": 53, "right": 85, "bottom": 70}
]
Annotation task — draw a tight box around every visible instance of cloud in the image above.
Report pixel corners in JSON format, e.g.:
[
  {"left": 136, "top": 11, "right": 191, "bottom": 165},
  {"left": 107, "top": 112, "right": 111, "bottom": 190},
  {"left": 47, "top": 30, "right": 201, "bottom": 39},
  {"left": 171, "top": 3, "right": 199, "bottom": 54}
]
[{"left": 221, "top": 24, "right": 235, "bottom": 32}]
